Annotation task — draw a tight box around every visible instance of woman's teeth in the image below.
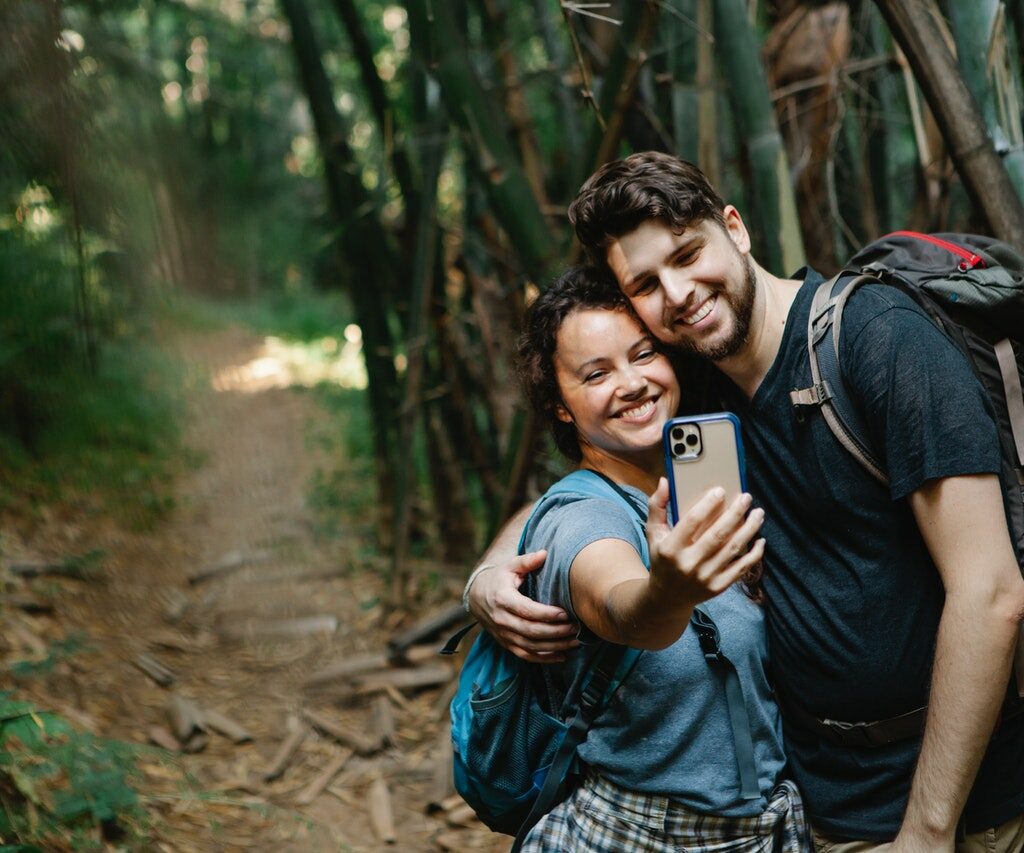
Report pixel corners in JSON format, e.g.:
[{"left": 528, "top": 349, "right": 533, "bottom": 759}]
[
  {"left": 618, "top": 399, "right": 655, "bottom": 420},
  {"left": 683, "top": 295, "right": 716, "bottom": 325}
]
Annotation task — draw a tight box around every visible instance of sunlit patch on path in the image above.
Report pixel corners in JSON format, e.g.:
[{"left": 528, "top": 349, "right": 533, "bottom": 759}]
[{"left": 211, "top": 325, "right": 367, "bottom": 393}]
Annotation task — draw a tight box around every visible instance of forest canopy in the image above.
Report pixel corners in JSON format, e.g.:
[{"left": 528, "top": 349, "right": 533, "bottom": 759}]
[{"left": 3, "top": 0, "right": 1024, "bottom": 581}]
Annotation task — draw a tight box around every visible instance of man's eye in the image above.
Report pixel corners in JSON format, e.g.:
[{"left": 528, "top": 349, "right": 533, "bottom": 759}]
[
  {"left": 633, "top": 278, "right": 655, "bottom": 295},
  {"left": 673, "top": 251, "right": 696, "bottom": 266}
]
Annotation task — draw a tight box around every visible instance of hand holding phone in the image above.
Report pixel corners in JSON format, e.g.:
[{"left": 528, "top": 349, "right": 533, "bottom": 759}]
[
  {"left": 645, "top": 478, "right": 765, "bottom": 605},
  {"left": 643, "top": 413, "right": 763, "bottom": 605}
]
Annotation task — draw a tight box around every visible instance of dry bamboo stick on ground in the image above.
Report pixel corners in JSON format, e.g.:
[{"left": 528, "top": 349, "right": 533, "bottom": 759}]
[
  {"left": 202, "top": 707, "right": 253, "bottom": 743},
  {"left": 367, "top": 776, "right": 396, "bottom": 844},
  {"left": 301, "top": 708, "right": 380, "bottom": 754},
  {"left": 261, "top": 715, "right": 307, "bottom": 782},
  {"left": 294, "top": 747, "right": 353, "bottom": 806},
  {"left": 134, "top": 653, "right": 176, "bottom": 687}
]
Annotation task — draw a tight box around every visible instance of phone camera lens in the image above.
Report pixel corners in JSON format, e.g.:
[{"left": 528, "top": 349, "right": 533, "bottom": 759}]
[
  {"left": 671, "top": 427, "right": 684, "bottom": 441},
  {"left": 673, "top": 443, "right": 685, "bottom": 456},
  {"left": 685, "top": 433, "right": 699, "bottom": 447}
]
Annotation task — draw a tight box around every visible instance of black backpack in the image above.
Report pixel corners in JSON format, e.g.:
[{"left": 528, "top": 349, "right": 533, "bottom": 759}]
[{"left": 790, "top": 231, "right": 1024, "bottom": 711}]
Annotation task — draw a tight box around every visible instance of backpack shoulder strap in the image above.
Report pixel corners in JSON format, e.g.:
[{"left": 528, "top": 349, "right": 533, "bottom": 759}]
[
  {"left": 690, "top": 605, "right": 760, "bottom": 802},
  {"left": 521, "top": 469, "right": 649, "bottom": 562},
  {"left": 790, "top": 273, "right": 889, "bottom": 485},
  {"left": 510, "top": 640, "right": 635, "bottom": 851}
]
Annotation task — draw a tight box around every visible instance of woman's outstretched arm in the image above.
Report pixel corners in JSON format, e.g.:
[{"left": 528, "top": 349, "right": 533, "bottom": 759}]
[{"left": 571, "top": 480, "right": 764, "bottom": 649}]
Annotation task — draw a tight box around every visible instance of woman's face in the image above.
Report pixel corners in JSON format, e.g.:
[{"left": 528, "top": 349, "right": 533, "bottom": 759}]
[{"left": 554, "top": 307, "right": 680, "bottom": 462}]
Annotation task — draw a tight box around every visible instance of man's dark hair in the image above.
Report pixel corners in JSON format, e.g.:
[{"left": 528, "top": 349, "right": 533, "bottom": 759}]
[
  {"left": 568, "top": 152, "right": 726, "bottom": 265},
  {"left": 517, "top": 266, "right": 631, "bottom": 461}
]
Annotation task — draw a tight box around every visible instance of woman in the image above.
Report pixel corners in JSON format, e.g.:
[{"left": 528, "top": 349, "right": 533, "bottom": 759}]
[{"left": 513, "top": 266, "right": 808, "bottom": 852}]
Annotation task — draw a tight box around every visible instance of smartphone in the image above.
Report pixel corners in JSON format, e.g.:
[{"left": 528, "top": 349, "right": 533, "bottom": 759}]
[{"left": 663, "top": 413, "right": 747, "bottom": 525}]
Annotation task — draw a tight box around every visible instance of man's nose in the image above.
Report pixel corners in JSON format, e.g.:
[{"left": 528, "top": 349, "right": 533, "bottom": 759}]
[{"left": 661, "top": 268, "right": 695, "bottom": 309}]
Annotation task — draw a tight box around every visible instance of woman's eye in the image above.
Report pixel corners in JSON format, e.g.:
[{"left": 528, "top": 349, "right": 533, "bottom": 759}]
[
  {"left": 583, "top": 370, "right": 606, "bottom": 383},
  {"left": 673, "top": 251, "right": 696, "bottom": 266},
  {"left": 634, "top": 349, "right": 656, "bottom": 362}
]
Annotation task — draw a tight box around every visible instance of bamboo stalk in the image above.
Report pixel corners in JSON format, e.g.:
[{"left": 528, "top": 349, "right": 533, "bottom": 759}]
[
  {"left": 712, "top": 0, "right": 806, "bottom": 274},
  {"left": 390, "top": 73, "right": 447, "bottom": 603},
  {"left": 278, "top": 0, "right": 401, "bottom": 513},
  {"left": 873, "top": 0, "right": 1024, "bottom": 249},
  {"left": 588, "top": 0, "right": 661, "bottom": 171},
  {"left": 474, "top": 0, "right": 549, "bottom": 204},
  {"left": 947, "top": 0, "right": 1024, "bottom": 205},
  {"left": 406, "top": 0, "right": 558, "bottom": 282},
  {"left": 330, "top": 0, "right": 416, "bottom": 205}
]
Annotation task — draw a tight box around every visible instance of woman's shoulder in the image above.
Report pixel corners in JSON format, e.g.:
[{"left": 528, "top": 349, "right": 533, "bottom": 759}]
[{"left": 524, "top": 472, "right": 646, "bottom": 558}]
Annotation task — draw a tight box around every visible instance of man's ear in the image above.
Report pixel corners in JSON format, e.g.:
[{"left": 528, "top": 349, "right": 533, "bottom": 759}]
[
  {"left": 555, "top": 403, "right": 573, "bottom": 424},
  {"left": 722, "top": 205, "right": 751, "bottom": 254}
]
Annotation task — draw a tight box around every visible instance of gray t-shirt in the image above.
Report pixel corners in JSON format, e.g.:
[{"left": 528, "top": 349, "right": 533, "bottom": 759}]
[{"left": 523, "top": 481, "right": 787, "bottom": 817}]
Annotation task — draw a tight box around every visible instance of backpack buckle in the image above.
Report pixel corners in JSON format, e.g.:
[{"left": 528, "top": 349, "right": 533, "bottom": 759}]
[{"left": 790, "top": 381, "right": 832, "bottom": 411}]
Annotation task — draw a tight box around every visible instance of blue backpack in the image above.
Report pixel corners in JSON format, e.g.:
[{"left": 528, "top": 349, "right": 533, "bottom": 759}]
[{"left": 442, "top": 470, "right": 646, "bottom": 850}]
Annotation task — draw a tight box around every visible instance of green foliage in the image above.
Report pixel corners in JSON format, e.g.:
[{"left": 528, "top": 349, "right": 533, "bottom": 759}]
[
  {"left": 8, "top": 635, "right": 90, "bottom": 680},
  {"left": 165, "top": 286, "right": 356, "bottom": 343},
  {"left": 0, "top": 693, "right": 144, "bottom": 849},
  {"left": 305, "top": 382, "right": 377, "bottom": 541}
]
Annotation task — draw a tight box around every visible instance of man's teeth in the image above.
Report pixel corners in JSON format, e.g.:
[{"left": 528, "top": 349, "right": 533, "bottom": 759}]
[
  {"left": 619, "top": 400, "right": 655, "bottom": 420},
  {"left": 682, "top": 295, "right": 716, "bottom": 325}
]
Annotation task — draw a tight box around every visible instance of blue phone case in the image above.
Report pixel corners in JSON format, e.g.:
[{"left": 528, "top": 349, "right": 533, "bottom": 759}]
[{"left": 662, "top": 412, "right": 747, "bottom": 525}]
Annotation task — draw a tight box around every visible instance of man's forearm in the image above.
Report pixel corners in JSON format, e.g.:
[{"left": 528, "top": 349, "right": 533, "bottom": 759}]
[
  {"left": 897, "top": 591, "right": 1021, "bottom": 844},
  {"left": 470, "top": 503, "right": 534, "bottom": 574}
]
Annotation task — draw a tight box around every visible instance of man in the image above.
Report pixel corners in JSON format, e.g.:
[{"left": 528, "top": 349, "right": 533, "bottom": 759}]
[{"left": 467, "top": 153, "right": 1024, "bottom": 851}]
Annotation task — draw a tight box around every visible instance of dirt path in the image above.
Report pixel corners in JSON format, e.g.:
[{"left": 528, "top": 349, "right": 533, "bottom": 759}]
[{"left": 2, "top": 322, "right": 505, "bottom": 851}]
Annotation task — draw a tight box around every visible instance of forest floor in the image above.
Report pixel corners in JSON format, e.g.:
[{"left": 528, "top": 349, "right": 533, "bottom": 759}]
[{"left": 1, "top": 316, "right": 506, "bottom": 851}]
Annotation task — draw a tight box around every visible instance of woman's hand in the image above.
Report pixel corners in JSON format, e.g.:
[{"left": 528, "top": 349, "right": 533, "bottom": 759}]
[
  {"left": 646, "top": 478, "right": 765, "bottom": 606},
  {"left": 467, "top": 551, "right": 580, "bottom": 663}
]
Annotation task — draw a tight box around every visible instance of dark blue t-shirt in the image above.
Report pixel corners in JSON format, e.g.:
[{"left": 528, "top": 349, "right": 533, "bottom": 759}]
[{"left": 717, "top": 269, "right": 1024, "bottom": 840}]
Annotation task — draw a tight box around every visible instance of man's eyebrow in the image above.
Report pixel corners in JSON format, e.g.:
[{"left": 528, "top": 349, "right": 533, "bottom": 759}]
[{"left": 623, "top": 238, "right": 699, "bottom": 290}]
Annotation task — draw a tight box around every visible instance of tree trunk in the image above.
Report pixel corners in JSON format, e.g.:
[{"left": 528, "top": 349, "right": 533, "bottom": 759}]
[
  {"left": 278, "top": 0, "right": 400, "bottom": 518},
  {"left": 391, "top": 74, "right": 447, "bottom": 602},
  {"left": 873, "top": 0, "right": 1024, "bottom": 248},
  {"left": 587, "top": 0, "right": 661, "bottom": 170},
  {"left": 330, "top": 0, "right": 417, "bottom": 207},
  {"left": 405, "top": 0, "right": 558, "bottom": 282},
  {"left": 946, "top": 0, "right": 1024, "bottom": 205},
  {"left": 713, "top": 0, "right": 806, "bottom": 275}
]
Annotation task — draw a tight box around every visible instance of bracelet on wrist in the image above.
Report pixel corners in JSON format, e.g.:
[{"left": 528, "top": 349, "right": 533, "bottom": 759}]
[{"left": 462, "top": 563, "right": 496, "bottom": 613}]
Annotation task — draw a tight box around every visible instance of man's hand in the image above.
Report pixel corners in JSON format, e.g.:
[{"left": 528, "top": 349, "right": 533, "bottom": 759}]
[{"left": 467, "top": 550, "right": 579, "bottom": 663}]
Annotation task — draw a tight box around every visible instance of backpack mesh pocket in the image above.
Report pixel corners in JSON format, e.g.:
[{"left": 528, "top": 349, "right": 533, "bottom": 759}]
[{"left": 466, "top": 670, "right": 566, "bottom": 801}]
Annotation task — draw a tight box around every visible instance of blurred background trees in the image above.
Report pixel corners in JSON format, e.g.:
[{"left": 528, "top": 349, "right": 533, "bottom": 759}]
[{"left": 3, "top": 0, "right": 1024, "bottom": 584}]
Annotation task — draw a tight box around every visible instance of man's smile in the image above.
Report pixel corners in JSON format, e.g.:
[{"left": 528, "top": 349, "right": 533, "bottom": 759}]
[{"left": 679, "top": 294, "right": 717, "bottom": 326}]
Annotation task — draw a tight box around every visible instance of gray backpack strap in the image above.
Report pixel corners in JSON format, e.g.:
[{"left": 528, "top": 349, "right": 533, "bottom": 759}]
[
  {"left": 994, "top": 338, "right": 1024, "bottom": 470},
  {"left": 790, "top": 273, "right": 889, "bottom": 485}
]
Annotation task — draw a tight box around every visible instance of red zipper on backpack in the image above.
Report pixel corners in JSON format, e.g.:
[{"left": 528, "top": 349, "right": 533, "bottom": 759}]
[{"left": 886, "top": 231, "right": 986, "bottom": 271}]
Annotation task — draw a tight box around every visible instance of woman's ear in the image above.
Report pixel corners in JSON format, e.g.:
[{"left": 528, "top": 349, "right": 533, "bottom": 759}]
[{"left": 555, "top": 402, "right": 573, "bottom": 424}]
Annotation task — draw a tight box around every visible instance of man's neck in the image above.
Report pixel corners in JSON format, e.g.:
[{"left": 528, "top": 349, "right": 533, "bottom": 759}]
[{"left": 715, "top": 264, "right": 803, "bottom": 399}]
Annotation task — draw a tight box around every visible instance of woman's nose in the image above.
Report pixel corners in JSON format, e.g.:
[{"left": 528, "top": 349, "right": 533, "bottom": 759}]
[{"left": 619, "top": 368, "right": 646, "bottom": 397}]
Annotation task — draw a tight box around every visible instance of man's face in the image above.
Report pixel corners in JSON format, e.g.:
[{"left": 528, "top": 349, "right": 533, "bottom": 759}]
[{"left": 604, "top": 212, "right": 757, "bottom": 362}]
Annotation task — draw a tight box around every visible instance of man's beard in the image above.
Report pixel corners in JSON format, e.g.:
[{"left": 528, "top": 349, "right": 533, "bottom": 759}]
[{"left": 671, "top": 256, "right": 756, "bottom": 362}]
